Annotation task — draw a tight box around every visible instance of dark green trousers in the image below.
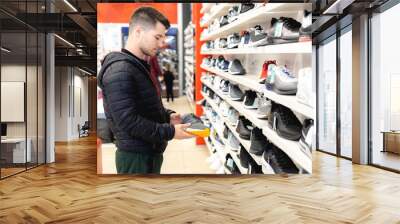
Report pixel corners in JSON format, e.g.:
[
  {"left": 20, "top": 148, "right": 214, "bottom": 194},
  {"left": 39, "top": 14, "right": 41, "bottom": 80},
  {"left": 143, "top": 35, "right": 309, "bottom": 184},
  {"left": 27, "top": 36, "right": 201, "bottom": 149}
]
[{"left": 115, "top": 149, "right": 163, "bottom": 174}]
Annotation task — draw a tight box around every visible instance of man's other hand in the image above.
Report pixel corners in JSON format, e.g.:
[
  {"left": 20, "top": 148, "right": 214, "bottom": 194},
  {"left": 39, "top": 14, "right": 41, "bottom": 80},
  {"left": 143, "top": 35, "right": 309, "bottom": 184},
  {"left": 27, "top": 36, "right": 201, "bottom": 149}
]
[
  {"left": 174, "top": 123, "right": 195, "bottom": 139},
  {"left": 170, "top": 113, "right": 182, "bottom": 125}
]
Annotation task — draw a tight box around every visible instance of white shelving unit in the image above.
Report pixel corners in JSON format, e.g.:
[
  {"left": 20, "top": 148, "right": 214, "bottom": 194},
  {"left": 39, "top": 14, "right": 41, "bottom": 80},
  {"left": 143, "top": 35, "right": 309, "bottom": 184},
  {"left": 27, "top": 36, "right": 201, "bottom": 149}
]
[
  {"left": 184, "top": 23, "right": 195, "bottom": 108},
  {"left": 199, "top": 3, "right": 313, "bottom": 174}
]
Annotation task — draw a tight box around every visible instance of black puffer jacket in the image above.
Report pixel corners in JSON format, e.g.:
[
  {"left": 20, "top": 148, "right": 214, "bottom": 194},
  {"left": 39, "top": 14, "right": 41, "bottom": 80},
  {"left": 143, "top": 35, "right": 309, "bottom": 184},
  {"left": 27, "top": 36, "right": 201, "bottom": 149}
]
[{"left": 98, "top": 51, "right": 175, "bottom": 154}]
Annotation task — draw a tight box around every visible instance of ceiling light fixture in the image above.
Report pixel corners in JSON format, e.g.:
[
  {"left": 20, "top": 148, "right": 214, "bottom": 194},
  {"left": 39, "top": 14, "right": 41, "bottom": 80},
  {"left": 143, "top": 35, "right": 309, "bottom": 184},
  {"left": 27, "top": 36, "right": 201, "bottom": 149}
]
[
  {"left": 1, "top": 47, "right": 11, "bottom": 53},
  {"left": 54, "top": 34, "right": 75, "bottom": 48},
  {"left": 63, "top": 0, "right": 78, "bottom": 12}
]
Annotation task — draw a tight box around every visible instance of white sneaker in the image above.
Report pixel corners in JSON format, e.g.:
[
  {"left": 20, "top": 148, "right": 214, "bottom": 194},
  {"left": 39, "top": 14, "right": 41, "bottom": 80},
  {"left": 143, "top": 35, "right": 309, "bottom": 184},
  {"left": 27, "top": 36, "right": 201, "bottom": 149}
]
[{"left": 296, "top": 67, "right": 315, "bottom": 107}]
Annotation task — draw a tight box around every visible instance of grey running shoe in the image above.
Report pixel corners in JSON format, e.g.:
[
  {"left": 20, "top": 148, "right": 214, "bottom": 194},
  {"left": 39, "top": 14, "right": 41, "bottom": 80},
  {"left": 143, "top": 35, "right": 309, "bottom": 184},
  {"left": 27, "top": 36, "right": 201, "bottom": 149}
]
[
  {"left": 228, "top": 59, "right": 246, "bottom": 75},
  {"left": 256, "top": 94, "right": 272, "bottom": 119},
  {"left": 249, "top": 25, "right": 269, "bottom": 47},
  {"left": 229, "top": 84, "right": 244, "bottom": 101}
]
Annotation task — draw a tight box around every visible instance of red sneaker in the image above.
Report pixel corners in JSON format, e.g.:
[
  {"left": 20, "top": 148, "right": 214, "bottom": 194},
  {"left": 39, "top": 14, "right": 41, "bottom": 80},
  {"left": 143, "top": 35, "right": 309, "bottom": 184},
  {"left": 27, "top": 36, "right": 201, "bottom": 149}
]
[{"left": 259, "top": 60, "right": 276, "bottom": 82}]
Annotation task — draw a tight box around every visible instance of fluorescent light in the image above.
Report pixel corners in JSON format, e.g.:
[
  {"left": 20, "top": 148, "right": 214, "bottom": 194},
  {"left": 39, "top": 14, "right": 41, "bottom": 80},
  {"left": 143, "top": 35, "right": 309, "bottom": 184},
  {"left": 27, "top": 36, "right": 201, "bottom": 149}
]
[
  {"left": 1, "top": 47, "right": 11, "bottom": 53},
  {"left": 78, "top": 67, "right": 93, "bottom": 76},
  {"left": 63, "top": 0, "right": 78, "bottom": 12},
  {"left": 54, "top": 34, "right": 75, "bottom": 48}
]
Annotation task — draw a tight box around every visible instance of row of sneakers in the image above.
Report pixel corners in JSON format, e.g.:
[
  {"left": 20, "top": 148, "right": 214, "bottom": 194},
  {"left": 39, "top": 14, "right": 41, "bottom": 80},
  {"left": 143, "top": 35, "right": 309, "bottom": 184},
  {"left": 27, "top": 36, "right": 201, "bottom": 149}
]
[
  {"left": 202, "top": 56, "right": 312, "bottom": 100},
  {"left": 202, "top": 8, "right": 311, "bottom": 47},
  {"left": 202, "top": 3, "right": 312, "bottom": 43},
  {"left": 201, "top": 56, "right": 246, "bottom": 75},
  {"left": 204, "top": 57, "right": 313, "bottom": 108},
  {"left": 202, "top": 74, "right": 271, "bottom": 119}
]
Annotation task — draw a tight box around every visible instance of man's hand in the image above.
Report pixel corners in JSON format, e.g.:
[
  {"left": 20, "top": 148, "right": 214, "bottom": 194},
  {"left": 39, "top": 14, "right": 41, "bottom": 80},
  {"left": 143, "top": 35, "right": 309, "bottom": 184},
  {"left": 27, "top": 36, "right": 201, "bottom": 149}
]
[
  {"left": 170, "top": 113, "right": 182, "bottom": 125},
  {"left": 174, "top": 123, "right": 195, "bottom": 139}
]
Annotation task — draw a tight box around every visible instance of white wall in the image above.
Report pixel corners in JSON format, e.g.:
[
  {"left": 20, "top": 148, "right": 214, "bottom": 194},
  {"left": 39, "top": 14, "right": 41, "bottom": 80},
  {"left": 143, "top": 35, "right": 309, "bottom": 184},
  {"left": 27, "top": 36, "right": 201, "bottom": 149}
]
[{"left": 54, "top": 67, "right": 89, "bottom": 141}]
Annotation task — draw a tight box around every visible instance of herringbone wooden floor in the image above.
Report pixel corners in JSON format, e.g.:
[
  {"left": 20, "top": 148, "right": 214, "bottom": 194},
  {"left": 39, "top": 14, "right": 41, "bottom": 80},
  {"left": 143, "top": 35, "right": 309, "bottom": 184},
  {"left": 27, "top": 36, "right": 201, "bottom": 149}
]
[{"left": 1, "top": 135, "right": 400, "bottom": 223}]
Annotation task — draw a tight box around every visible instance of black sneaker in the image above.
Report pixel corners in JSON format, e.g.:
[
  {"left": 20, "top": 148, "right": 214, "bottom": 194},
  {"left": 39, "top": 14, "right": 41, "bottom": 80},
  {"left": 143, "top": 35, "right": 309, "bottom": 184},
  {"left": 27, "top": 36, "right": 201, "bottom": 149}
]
[
  {"left": 299, "top": 119, "right": 313, "bottom": 158},
  {"left": 223, "top": 125, "right": 229, "bottom": 139},
  {"left": 243, "top": 90, "right": 258, "bottom": 109},
  {"left": 248, "top": 159, "right": 263, "bottom": 174},
  {"left": 239, "top": 146, "right": 251, "bottom": 169},
  {"left": 249, "top": 127, "right": 268, "bottom": 156},
  {"left": 219, "top": 15, "right": 229, "bottom": 27},
  {"left": 229, "top": 84, "right": 244, "bottom": 101},
  {"left": 225, "top": 154, "right": 240, "bottom": 174},
  {"left": 263, "top": 145, "right": 299, "bottom": 174},
  {"left": 239, "top": 3, "right": 255, "bottom": 14},
  {"left": 221, "top": 80, "right": 229, "bottom": 94},
  {"left": 268, "top": 103, "right": 302, "bottom": 141},
  {"left": 228, "top": 59, "right": 246, "bottom": 75},
  {"left": 236, "top": 116, "right": 252, "bottom": 140}
]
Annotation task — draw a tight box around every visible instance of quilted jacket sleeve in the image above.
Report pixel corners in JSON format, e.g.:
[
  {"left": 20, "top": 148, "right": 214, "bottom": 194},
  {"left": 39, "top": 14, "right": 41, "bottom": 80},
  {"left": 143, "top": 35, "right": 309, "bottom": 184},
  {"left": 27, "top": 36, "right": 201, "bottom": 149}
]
[{"left": 102, "top": 63, "right": 175, "bottom": 143}]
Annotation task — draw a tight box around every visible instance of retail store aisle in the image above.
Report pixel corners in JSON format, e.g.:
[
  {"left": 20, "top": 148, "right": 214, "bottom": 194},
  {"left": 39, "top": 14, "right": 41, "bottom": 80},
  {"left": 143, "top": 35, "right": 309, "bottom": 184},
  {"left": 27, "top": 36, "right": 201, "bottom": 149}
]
[{"left": 162, "top": 97, "right": 214, "bottom": 174}]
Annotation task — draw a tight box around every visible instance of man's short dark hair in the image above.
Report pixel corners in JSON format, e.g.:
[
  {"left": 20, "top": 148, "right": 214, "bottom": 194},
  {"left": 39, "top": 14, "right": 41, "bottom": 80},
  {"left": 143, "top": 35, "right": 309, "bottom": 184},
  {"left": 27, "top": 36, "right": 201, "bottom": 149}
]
[{"left": 129, "top": 7, "right": 170, "bottom": 33}]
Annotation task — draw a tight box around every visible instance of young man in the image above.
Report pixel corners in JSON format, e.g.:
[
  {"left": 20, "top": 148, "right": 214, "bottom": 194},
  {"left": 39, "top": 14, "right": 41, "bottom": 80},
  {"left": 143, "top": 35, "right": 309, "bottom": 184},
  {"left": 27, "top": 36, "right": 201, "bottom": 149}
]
[{"left": 98, "top": 7, "right": 194, "bottom": 174}]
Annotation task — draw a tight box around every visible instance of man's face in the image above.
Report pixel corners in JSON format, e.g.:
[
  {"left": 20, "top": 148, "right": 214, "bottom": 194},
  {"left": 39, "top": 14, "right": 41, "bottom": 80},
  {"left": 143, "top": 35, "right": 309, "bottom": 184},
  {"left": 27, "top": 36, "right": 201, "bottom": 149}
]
[{"left": 139, "top": 21, "right": 167, "bottom": 57}]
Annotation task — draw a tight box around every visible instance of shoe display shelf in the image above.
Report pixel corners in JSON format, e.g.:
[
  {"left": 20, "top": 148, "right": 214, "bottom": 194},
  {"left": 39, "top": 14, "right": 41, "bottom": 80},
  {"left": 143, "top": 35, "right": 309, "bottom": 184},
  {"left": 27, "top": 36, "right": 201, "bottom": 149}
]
[
  {"left": 201, "top": 41, "right": 311, "bottom": 55},
  {"left": 201, "top": 65, "right": 315, "bottom": 120},
  {"left": 203, "top": 137, "right": 215, "bottom": 156},
  {"left": 201, "top": 76, "right": 308, "bottom": 174},
  {"left": 200, "top": 3, "right": 308, "bottom": 41},
  {"left": 207, "top": 130, "right": 227, "bottom": 166},
  {"left": 202, "top": 95, "right": 250, "bottom": 174},
  {"left": 201, "top": 88, "right": 273, "bottom": 174},
  {"left": 199, "top": 3, "right": 313, "bottom": 174},
  {"left": 184, "top": 23, "right": 195, "bottom": 108},
  {"left": 200, "top": 3, "right": 236, "bottom": 28}
]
